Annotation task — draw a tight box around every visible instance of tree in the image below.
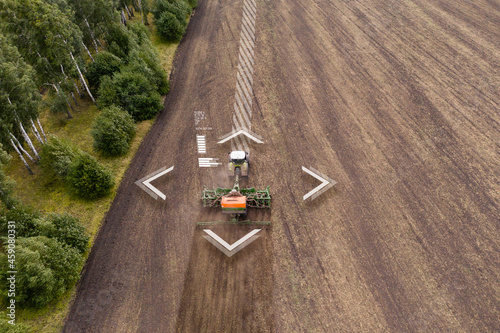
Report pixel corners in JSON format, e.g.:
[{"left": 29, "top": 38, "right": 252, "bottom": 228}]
[
  {"left": 66, "top": 0, "right": 120, "bottom": 53},
  {"left": 152, "top": 0, "right": 191, "bottom": 23},
  {"left": 0, "top": 34, "right": 44, "bottom": 170},
  {"left": 0, "top": 144, "right": 18, "bottom": 210},
  {"left": 91, "top": 106, "right": 136, "bottom": 156},
  {"left": 0, "top": 205, "right": 41, "bottom": 238},
  {"left": 0, "top": 236, "right": 82, "bottom": 308},
  {"left": 105, "top": 23, "right": 135, "bottom": 60},
  {"left": 0, "top": 0, "right": 96, "bottom": 104},
  {"left": 41, "top": 213, "right": 89, "bottom": 253},
  {"left": 86, "top": 52, "right": 122, "bottom": 91},
  {"left": 97, "top": 71, "right": 162, "bottom": 121},
  {"left": 156, "top": 11, "right": 185, "bottom": 42},
  {"left": 39, "top": 137, "right": 80, "bottom": 180},
  {"left": 126, "top": 23, "right": 169, "bottom": 94},
  {"left": 67, "top": 154, "right": 115, "bottom": 199}
]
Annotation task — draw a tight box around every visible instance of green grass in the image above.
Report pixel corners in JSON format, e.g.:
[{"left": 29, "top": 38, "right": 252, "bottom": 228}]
[{"left": 1, "top": 14, "right": 181, "bottom": 333}]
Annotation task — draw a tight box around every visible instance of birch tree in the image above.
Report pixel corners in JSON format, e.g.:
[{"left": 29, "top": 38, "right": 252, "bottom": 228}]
[
  {"left": 1, "top": 0, "right": 96, "bottom": 105},
  {"left": 0, "top": 34, "right": 43, "bottom": 169}
]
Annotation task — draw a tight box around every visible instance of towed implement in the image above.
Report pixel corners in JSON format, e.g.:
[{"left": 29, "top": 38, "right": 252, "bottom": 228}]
[{"left": 200, "top": 151, "right": 271, "bottom": 225}]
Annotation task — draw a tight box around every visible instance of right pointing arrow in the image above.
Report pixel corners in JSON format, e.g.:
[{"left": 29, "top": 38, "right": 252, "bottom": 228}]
[{"left": 302, "top": 166, "right": 337, "bottom": 201}]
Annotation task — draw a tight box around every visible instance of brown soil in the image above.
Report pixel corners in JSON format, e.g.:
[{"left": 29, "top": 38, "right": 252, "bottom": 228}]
[{"left": 63, "top": 0, "right": 500, "bottom": 332}]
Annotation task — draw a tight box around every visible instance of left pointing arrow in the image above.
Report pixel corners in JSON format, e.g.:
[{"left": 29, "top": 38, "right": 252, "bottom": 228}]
[{"left": 135, "top": 166, "right": 174, "bottom": 200}]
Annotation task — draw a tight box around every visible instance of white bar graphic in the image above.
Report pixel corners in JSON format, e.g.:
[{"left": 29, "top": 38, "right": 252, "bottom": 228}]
[
  {"left": 197, "top": 135, "right": 206, "bottom": 154},
  {"left": 199, "top": 158, "right": 221, "bottom": 168}
]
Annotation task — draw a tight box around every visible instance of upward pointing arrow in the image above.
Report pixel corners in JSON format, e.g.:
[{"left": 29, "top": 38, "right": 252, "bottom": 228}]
[
  {"left": 302, "top": 166, "right": 337, "bottom": 201},
  {"left": 218, "top": 128, "right": 264, "bottom": 144}
]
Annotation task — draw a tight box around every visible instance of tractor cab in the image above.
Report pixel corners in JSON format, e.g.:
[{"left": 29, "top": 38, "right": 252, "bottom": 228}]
[{"left": 228, "top": 150, "right": 249, "bottom": 177}]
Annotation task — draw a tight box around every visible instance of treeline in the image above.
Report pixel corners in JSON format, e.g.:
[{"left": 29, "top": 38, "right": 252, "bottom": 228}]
[
  {"left": 0, "top": 0, "right": 195, "bottom": 178},
  {"left": 0, "top": 145, "right": 89, "bottom": 313},
  {"left": 0, "top": 0, "right": 196, "bottom": 316}
]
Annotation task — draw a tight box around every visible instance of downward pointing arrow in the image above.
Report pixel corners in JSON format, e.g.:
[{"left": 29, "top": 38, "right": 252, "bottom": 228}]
[
  {"left": 135, "top": 166, "right": 174, "bottom": 200},
  {"left": 302, "top": 166, "right": 337, "bottom": 201},
  {"left": 203, "top": 229, "right": 261, "bottom": 257}
]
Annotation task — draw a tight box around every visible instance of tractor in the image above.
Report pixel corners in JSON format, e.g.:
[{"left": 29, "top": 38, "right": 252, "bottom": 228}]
[
  {"left": 227, "top": 150, "right": 249, "bottom": 177},
  {"left": 201, "top": 151, "right": 271, "bottom": 223}
]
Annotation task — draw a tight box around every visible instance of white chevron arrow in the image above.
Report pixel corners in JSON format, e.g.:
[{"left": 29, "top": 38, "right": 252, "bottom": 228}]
[
  {"left": 302, "top": 166, "right": 337, "bottom": 201},
  {"left": 203, "top": 229, "right": 261, "bottom": 257},
  {"left": 135, "top": 166, "right": 174, "bottom": 200},
  {"left": 218, "top": 128, "right": 264, "bottom": 144}
]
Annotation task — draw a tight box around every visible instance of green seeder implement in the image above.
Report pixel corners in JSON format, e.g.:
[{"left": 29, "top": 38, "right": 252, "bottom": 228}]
[{"left": 202, "top": 185, "right": 272, "bottom": 209}]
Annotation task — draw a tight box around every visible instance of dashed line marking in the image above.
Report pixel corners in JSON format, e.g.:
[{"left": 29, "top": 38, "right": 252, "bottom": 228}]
[{"left": 232, "top": 0, "right": 258, "bottom": 152}]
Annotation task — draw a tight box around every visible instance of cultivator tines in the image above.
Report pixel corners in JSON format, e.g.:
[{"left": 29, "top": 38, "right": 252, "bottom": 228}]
[
  {"left": 241, "top": 187, "right": 271, "bottom": 208},
  {"left": 202, "top": 186, "right": 230, "bottom": 207}
]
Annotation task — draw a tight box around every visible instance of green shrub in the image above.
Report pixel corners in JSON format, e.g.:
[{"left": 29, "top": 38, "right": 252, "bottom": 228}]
[
  {"left": 0, "top": 205, "right": 41, "bottom": 238},
  {"left": 188, "top": 0, "right": 198, "bottom": 8},
  {"left": 67, "top": 154, "right": 114, "bottom": 200},
  {"left": 153, "top": 0, "right": 191, "bottom": 22},
  {"left": 0, "top": 144, "right": 17, "bottom": 210},
  {"left": 91, "top": 106, "right": 136, "bottom": 156},
  {"left": 39, "top": 137, "right": 79, "bottom": 179},
  {"left": 156, "top": 11, "right": 185, "bottom": 42},
  {"left": 124, "top": 52, "right": 169, "bottom": 95},
  {"left": 86, "top": 51, "right": 122, "bottom": 90},
  {"left": 0, "top": 236, "right": 82, "bottom": 308},
  {"left": 97, "top": 71, "right": 162, "bottom": 121},
  {"left": 128, "top": 22, "right": 151, "bottom": 45},
  {"left": 105, "top": 24, "right": 134, "bottom": 59},
  {"left": 48, "top": 90, "right": 71, "bottom": 116},
  {"left": 42, "top": 213, "right": 89, "bottom": 254}
]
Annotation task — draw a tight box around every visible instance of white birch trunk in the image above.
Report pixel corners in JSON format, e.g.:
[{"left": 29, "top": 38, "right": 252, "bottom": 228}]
[
  {"left": 10, "top": 138, "right": 33, "bottom": 175},
  {"left": 74, "top": 81, "right": 83, "bottom": 98},
  {"left": 36, "top": 118, "right": 47, "bottom": 142},
  {"left": 10, "top": 133, "right": 35, "bottom": 163},
  {"left": 30, "top": 119, "right": 43, "bottom": 144},
  {"left": 125, "top": 5, "right": 132, "bottom": 19},
  {"left": 84, "top": 17, "right": 99, "bottom": 53},
  {"left": 70, "top": 52, "right": 96, "bottom": 105},
  {"left": 71, "top": 92, "right": 79, "bottom": 106},
  {"left": 82, "top": 41, "right": 94, "bottom": 61},
  {"left": 138, "top": 0, "right": 144, "bottom": 24},
  {"left": 18, "top": 120, "right": 40, "bottom": 160},
  {"left": 6, "top": 98, "right": 40, "bottom": 159},
  {"left": 121, "top": 10, "right": 127, "bottom": 26}
]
